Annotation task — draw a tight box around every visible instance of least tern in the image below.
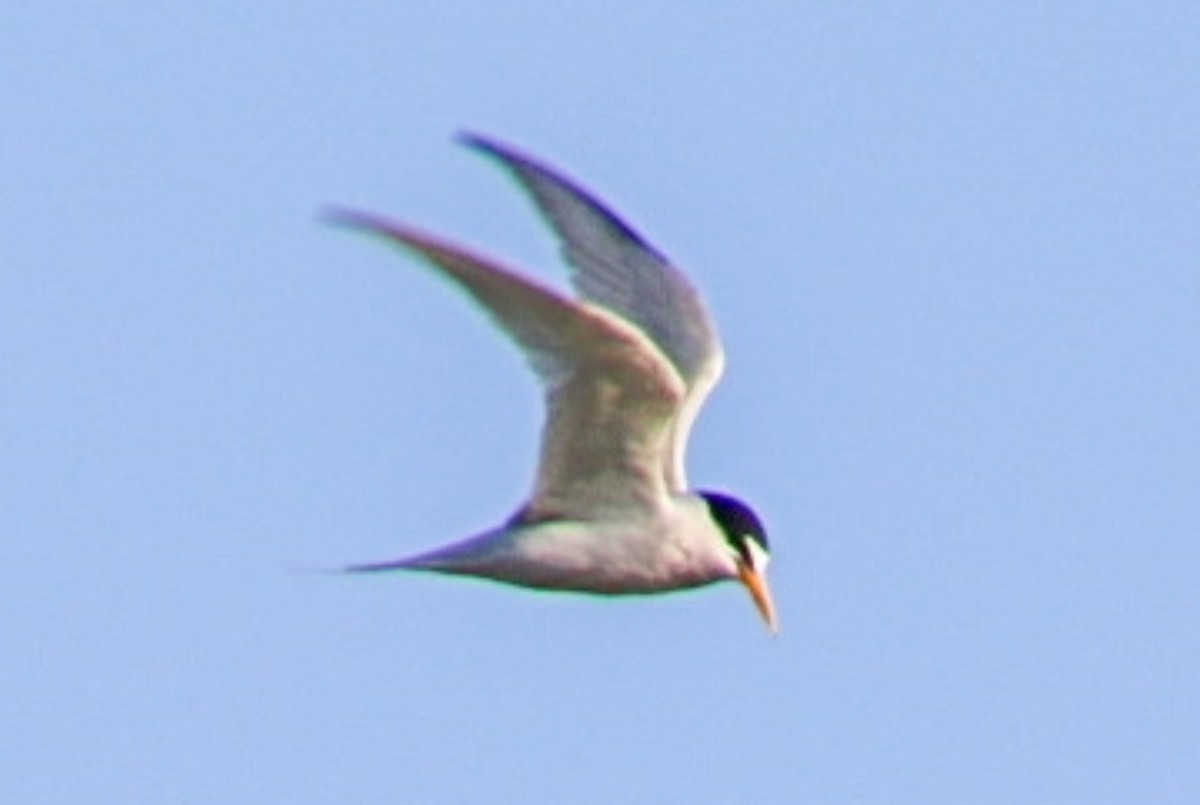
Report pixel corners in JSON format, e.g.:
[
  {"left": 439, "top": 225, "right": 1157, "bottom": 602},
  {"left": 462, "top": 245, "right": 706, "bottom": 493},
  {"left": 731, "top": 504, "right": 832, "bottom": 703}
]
[{"left": 330, "top": 134, "right": 776, "bottom": 631}]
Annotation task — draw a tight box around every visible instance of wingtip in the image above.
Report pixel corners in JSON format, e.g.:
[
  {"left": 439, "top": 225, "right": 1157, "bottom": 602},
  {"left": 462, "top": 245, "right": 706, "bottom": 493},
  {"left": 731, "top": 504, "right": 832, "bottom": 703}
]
[
  {"left": 454, "top": 129, "right": 490, "bottom": 151},
  {"left": 455, "top": 131, "right": 547, "bottom": 175},
  {"left": 319, "top": 206, "right": 416, "bottom": 246},
  {"left": 319, "top": 204, "right": 380, "bottom": 232},
  {"left": 454, "top": 129, "right": 508, "bottom": 159}
]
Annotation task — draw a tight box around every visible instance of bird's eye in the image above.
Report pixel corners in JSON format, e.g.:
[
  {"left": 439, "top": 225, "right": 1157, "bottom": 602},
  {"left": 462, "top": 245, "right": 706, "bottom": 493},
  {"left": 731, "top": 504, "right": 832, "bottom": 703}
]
[{"left": 726, "top": 535, "right": 753, "bottom": 567}]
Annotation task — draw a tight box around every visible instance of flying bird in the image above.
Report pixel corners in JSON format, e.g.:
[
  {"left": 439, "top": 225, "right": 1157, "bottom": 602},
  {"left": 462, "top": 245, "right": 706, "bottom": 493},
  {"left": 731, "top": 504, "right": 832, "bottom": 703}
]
[{"left": 329, "top": 134, "right": 776, "bottom": 631}]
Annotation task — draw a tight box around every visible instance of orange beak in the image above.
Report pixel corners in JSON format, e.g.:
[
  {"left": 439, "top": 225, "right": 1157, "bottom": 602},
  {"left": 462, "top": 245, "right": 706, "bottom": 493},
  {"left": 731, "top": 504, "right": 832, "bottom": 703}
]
[{"left": 737, "top": 563, "right": 778, "bottom": 634}]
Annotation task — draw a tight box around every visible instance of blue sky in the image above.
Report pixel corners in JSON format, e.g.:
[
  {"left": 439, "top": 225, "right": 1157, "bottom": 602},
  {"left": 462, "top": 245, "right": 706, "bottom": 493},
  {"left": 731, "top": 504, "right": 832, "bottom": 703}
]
[{"left": 4, "top": 3, "right": 1198, "bottom": 802}]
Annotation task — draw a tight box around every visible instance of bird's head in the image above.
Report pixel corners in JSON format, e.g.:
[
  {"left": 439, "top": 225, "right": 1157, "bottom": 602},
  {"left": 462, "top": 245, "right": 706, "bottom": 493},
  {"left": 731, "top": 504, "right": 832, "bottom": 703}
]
[{"left": 701, "top": 491, "right": 777, "bottom": 633}]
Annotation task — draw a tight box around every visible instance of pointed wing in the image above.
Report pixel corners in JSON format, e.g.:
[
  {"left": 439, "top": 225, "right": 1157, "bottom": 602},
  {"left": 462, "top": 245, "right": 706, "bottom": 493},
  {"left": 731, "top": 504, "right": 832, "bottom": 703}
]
[
  {"left": 459, "top": 133, "right": 724, "bottom": 491},
  {"left": 328, "top": 208, "right": 687, "bottom": 520}
]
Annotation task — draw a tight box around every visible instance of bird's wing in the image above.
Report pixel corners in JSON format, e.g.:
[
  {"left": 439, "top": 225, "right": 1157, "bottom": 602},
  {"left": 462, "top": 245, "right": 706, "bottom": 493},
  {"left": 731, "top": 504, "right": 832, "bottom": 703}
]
[
  {"left": 329, "top": 209, "right": 687, "bottom": 520},
  {"left": 459, "top": 133, "right": 724, "bottom": 492}
]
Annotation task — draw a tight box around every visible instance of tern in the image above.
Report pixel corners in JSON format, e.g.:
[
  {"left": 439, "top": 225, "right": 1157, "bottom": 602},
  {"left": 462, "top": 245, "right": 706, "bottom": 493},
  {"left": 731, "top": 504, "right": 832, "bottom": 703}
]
[{"left": 330, "top": 134, "right": 776, "bottom": 631}]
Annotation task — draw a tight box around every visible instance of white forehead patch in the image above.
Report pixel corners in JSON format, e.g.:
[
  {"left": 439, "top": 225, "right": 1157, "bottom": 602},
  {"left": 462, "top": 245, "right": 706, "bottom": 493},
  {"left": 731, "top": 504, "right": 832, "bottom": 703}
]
[{"left": 745, "top": 537, "right": 770, "bottom": 573}]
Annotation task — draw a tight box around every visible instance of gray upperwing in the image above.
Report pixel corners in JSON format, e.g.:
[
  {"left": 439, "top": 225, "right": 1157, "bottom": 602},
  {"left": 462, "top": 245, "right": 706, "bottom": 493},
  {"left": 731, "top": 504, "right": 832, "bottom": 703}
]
[{"left": 458, "top": 134, "right": 725, "bottom": 490}]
